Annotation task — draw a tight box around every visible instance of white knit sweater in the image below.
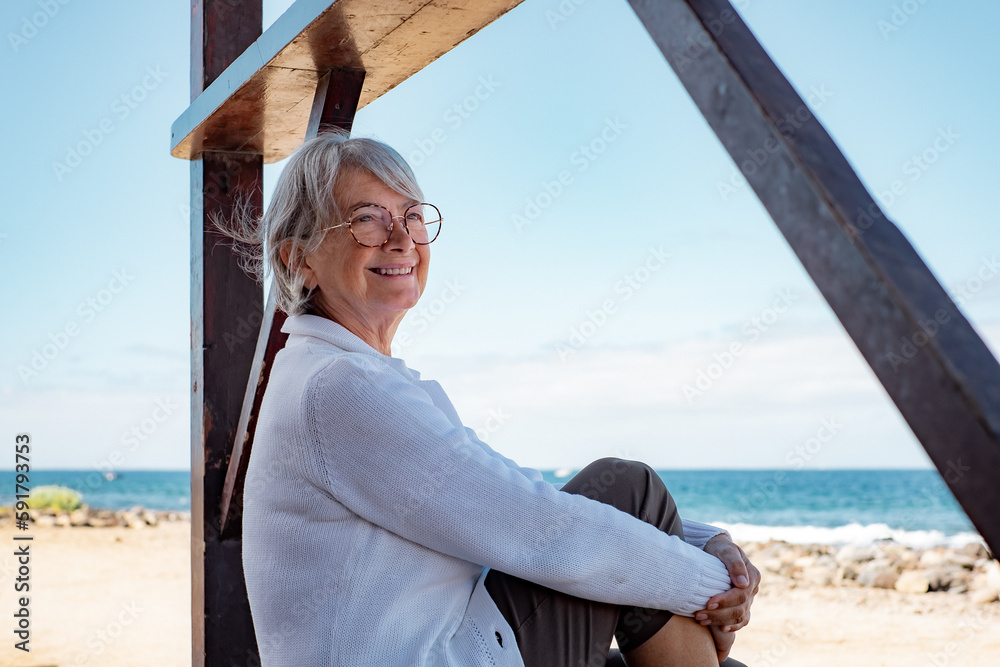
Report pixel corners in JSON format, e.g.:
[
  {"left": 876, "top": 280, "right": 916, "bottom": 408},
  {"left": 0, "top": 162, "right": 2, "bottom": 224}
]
[{"left": 242, "top": 314, "right": 732, "bottom": 667}]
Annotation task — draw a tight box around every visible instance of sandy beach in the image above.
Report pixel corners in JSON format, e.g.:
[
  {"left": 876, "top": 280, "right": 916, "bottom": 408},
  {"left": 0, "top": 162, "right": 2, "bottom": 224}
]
[
  {"left": 0, "top": 518, "right": 191, "bottom": 667},
  {"left": 0, "top": 518, "right": 997, "bottom": 666}
]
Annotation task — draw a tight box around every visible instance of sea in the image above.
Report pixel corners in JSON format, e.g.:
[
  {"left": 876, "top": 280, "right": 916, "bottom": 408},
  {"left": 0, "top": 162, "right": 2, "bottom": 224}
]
[{"left": 1, "top": 469, "right": 982, "bottom": 549}]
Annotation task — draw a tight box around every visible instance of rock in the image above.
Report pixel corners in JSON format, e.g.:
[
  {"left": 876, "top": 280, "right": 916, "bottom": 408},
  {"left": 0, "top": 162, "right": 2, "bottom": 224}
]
[
  {"left": 779, "top": 548, "right": 799, "bottom": 566},
  {"left": 857, "top": 563, "right": 899, "bottom": 589},
  {"left": 919, "top": 550, "right": 946, "bottom": 567},
  {"left": 34, "top": 515, "right": 56, "bottom": 527},
  {"left": 944, "top": 553, "right": 977, "bottom": 570},
  {"left": 141, "top": 510, "right": 159, "bottom": 526},
  {"left": 937, "top": 567, "right": 972, "bottom": 592},
  {"left": 962, "top": 542, "right": 990, "bottom": 560},
  {"left": 971, "top": 588, "right": 999, "bottom": 605},
  {"left": 835, "top": 545, "right": 880, "bottom": 566},
  {"left": 815, "top": 554, "right": 837, "bottom": 568},
  {"left": 762, "top": 557, "right": 784, "bottom": 574},
  {"left": 120, "top": 511, "right": 145, "bottom": 529},
  {"left": 986, "top": 560, "right": 1000, "bottom": 592},
  {"left": 54, "top": 513, "right": 70, "bottom": 528},
  {"left": 69, "top": 509, "right": 90, "bottom": 527},
  {"left": 896, "top": 570, "right": 932, "bottom": 594},
  {"left": 873, "top": 571, "right": 900, "bottom": 589},
  {"left": 801, "top": 565, "right": 836, "bottom": 586},
  {"left": 87, "top": 516, "right": 113, "bottom": 528},
  {"left": 926, "top": 567, "right": 965, "bottom": 592}
]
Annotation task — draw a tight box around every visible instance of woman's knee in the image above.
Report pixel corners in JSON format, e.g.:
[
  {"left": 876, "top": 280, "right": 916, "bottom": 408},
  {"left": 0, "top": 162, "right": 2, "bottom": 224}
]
[
  {"left": 565, "top": 458, "right": 650, "bottom": 498},
  {"left": 567, "top": 458, "right": 683, "bottom": 539}
]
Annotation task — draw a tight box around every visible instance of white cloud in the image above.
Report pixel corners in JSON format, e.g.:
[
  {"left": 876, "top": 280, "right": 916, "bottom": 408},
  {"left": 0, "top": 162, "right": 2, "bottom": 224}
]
[
  {"left": 423, "top": 320, "right": 1000, "bottom": 470},
  {"left": 1, "top": 387, "right": 189, "bottom": 470}
]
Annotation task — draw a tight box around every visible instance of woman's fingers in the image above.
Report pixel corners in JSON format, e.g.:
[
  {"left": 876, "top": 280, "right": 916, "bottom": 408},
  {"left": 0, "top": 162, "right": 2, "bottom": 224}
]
[
  {"left": 695, "top": 586, "right": 755, "bottom": 627},
  {"left": 705, "top": 536, "right": 751, "bottom": 588},
  {"left": 704, "top": 582, "right": 751, "bottom": 613},
  {"left": 700, "top": 537, "right": 762, "bottom": 630},
  {"left": 709, "top": 625, "right": 736, "bottom": 662},
  {"left": 732, "top": 612, "right": 751, "bottom": 632},
  {"left": 720, "top": 544, "right": 750, "bottom": 587},
  {"left": 745, "top": 555, "right": 762, "bottom": 594},
  {"left": 694, "top": 602, "right": 751, "bottom": 628}
]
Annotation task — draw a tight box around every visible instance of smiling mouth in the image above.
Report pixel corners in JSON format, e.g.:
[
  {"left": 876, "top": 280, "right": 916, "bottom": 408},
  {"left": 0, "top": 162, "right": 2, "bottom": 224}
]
[{"left": 370, "top": 267, "right": 413, "bottom": 276}]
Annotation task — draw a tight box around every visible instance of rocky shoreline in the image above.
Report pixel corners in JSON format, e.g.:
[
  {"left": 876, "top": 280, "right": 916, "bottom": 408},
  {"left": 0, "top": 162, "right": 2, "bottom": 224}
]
[
  {"left": 4, "top": 506, "right": 998, "bottom": 605},
  {"left": 743, "top": 540, "right": 1000, "bottom": 604},
  {"left": 0, "top": 505, "right": 190, "bottom": 528}
]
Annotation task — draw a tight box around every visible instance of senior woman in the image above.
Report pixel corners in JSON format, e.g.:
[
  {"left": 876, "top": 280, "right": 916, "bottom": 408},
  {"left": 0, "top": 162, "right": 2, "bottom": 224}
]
[{"left": 240, "top": 133, "right": 759, "bottom": 667}]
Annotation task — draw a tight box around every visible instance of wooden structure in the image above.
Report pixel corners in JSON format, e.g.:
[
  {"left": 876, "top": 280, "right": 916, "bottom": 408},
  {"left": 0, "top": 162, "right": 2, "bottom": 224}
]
[{"left": 172, "top": 0, "right": 1000, "bottom": 663}]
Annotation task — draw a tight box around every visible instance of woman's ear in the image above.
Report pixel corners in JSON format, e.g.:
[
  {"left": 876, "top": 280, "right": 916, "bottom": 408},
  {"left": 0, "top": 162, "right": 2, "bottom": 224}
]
[{"left": 279, "top": 240, "right": 318, "bottom": 290}]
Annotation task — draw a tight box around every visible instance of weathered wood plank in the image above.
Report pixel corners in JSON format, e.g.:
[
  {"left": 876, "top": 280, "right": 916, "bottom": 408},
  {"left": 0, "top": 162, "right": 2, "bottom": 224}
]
[{"left": 171, "top": 0, "right": 522, "bottom": 162}]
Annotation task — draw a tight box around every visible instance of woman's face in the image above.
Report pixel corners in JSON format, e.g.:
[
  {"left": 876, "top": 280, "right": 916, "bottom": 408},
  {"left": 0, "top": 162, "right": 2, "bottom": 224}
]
[{"left": 301, "top": 168, "right": 430, "bottom": 339}]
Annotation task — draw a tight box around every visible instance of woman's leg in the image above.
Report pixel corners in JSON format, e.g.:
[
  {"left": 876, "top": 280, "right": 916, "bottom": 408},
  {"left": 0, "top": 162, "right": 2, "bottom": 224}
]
[
  {"left": 623, "top": 615, "right": 716, "bottom": 666},
  {"left": 484, "top": 458, "right": 722, "bottom": 666}
]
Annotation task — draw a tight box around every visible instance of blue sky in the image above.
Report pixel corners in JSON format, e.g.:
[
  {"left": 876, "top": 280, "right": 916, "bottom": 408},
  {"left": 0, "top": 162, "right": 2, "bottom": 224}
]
[{"left": 1, "top": 0, "right": 998, "bottom": 471}]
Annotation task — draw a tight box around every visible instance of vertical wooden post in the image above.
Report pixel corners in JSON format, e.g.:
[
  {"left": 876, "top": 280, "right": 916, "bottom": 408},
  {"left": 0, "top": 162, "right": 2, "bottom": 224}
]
[{"left": 190, "top": 1, "right": 263, "bottom": 666}]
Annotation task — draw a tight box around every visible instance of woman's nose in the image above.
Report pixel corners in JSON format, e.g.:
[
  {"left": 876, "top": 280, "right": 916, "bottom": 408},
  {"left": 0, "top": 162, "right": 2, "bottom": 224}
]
[{"left": 384, "top": 216, "right": 415, "bottom": 250}]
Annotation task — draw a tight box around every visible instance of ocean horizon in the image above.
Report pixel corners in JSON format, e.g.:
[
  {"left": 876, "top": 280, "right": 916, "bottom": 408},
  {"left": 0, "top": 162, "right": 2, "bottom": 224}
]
[{"left": 1, "top": 468, "right": 980, "bottom": 549}]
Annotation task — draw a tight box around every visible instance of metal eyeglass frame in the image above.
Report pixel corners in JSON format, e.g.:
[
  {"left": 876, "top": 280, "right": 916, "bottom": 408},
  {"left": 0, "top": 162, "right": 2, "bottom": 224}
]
[{"left": 322, "top": 202, "right": 443, "bottom": 247}]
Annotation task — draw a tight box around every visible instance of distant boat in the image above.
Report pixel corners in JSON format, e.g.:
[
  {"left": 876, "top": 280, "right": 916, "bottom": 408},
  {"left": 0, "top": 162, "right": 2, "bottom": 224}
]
[
  {"left": 554, "top": 467, "right": 574, "bottom": 478},
  {"left": 103, "top": 471, "right": 118, "bottom": 481}
]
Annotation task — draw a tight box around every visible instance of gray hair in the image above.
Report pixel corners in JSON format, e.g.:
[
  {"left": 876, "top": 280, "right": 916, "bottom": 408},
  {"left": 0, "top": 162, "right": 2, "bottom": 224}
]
[{"left": 221, "top": 131, "right": 424, "bottom": 315}]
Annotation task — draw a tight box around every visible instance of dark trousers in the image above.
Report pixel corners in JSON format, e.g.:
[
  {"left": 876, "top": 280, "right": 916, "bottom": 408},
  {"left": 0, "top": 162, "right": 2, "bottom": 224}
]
[{"left": 484, "top": 458, "right": 681, "bottom": 667}]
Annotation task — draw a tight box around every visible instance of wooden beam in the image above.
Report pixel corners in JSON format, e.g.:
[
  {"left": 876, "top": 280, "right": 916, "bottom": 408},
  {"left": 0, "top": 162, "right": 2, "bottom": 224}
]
[
  {"left": 218, "top": 285, "right": 284, "bottom": 536},
  {"left": 219, "top": 68, "right": 366, "bottom": 535},
  {"left": 170, "top": 0, "right": 523, "bottom": 163},
  {"left": 628, "top": 0, "right": 1000, "bottom": 553},
  {"left": 190, "top": 1, "right": 263, "bottom": 666}
]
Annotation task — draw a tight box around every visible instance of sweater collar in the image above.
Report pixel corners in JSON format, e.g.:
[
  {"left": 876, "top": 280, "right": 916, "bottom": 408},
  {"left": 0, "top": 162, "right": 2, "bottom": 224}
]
[{"left": 280, "top": 314, "right": 420, "bottom": 381}]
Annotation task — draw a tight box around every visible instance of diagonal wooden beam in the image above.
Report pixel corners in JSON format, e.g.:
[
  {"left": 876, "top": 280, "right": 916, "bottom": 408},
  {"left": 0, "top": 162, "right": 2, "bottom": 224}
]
[
  {"left": 218, "top": 284, "right": 284, "bottom": 536},
  {"left": 220, "top": 68, "right": 366, "bottom": 535},
  {"left": 628, "top": 0, "right": 1000, "bottom": 553}
]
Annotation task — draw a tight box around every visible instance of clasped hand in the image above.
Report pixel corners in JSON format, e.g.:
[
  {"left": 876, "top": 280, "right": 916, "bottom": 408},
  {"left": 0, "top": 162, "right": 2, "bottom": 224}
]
[{"left": 695, "top": 534, "right": 761, "bottom": 662}]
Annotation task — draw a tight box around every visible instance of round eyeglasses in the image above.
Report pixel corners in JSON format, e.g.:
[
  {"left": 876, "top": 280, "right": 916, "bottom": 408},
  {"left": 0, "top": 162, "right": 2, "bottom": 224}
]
[{"left": 324, "top": 203, "right": 442, "bottom": 247}]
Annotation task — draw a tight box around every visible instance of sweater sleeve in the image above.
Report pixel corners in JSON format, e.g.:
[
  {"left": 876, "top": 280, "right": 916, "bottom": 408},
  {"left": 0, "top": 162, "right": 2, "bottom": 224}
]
[
  {"left": 474, "top": 433, "right": 721, "bottom": 542},
  {"left": 308, "top": 357, "right": 731, "bottom": 616},
  {"left": 681, "top": 519, "right": 730, "bottom": 550}
]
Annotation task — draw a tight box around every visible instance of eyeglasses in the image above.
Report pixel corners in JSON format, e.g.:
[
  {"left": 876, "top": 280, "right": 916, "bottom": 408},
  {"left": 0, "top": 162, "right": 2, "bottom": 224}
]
[{"left": 323, "top": 203, "right": 442, "bottom": 247}]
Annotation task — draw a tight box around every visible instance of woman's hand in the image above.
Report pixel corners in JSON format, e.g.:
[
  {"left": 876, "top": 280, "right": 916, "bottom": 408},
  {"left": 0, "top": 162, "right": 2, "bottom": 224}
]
[
  {"left": 709, "top": 625, "right": 736, "bottom": 663},
  {"left": 694, "top": 534, "right": 760, "bottom": 631}
]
